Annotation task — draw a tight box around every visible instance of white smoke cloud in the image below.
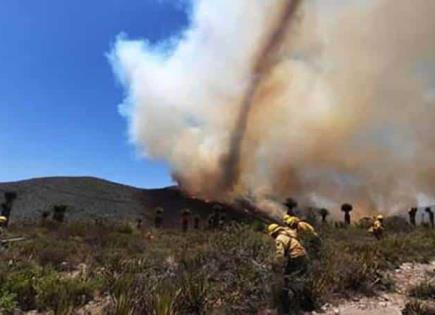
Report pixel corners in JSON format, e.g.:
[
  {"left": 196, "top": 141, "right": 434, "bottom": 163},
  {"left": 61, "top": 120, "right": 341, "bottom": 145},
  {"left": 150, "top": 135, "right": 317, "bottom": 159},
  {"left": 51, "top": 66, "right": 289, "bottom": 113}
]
[{"left": 110, "top": 0, "right": 435, "bottom": 218}]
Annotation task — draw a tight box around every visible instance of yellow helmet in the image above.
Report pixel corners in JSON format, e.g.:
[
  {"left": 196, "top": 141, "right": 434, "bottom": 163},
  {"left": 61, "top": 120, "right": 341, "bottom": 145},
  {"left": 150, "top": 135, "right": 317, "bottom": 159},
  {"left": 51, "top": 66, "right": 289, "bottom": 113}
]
[
  {"left": 0, "top": 216, "right": 7, "bottom": 223},
  {"left": 283, "top": 214, "right": 291, "bottom": 223},
  {"left": 285, "top": 216, "right": 300, "bottom": 227},
  {"left": 267, "top": 223, "right": 280, "bottom": 236},
  {"left": 376, "top": 214, "right": 384, "bottom": 220}
]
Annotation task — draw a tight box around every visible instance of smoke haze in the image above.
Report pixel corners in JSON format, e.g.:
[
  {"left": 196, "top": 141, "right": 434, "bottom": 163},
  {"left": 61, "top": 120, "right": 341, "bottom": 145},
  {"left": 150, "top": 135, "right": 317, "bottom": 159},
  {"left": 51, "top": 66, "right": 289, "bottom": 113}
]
[{"left": 110, "top": 0, "right": 435, "bottom": 218}]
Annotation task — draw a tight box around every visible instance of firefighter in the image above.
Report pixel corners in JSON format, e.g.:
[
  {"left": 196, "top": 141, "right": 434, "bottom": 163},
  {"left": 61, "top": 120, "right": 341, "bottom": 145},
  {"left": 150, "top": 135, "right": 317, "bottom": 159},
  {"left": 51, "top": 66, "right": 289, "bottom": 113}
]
[
  {"left": 283, "top": 215, "right": 318, "bottom": 240},
  {"left": 0, "top": 216, "right": 7, "bottom": 224},
  {"left": 0, "top": 216, "right": 7, "bottom": 243},
  {"left": 268, "top": 223, "right": 308, "bottom": 315},
  {"left": 369, "top": 214, "right": 384, "bottom": 240},
  {"left": 0, "top": 216, "right": 6, "bottom": 233},
  {"left": 284, "top": 215, "right": 321, "bottom": 258}
]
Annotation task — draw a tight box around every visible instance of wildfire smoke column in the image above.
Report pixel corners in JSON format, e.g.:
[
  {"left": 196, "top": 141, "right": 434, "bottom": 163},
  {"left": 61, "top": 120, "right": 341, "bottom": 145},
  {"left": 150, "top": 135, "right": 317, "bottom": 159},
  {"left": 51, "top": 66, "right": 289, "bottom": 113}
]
[
  {"left": 218, "top": 0, "right": 304, "bottom": 195},
  {"left": 110, "top": 0, "right": 435, "bottom": 218}
]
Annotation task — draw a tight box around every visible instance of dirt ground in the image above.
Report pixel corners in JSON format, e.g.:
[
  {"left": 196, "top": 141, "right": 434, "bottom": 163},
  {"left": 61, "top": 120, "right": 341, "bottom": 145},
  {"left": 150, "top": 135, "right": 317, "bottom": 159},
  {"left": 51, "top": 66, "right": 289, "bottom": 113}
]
[{"left": 315, "top": 260, "right": 435, "bottom": 315}]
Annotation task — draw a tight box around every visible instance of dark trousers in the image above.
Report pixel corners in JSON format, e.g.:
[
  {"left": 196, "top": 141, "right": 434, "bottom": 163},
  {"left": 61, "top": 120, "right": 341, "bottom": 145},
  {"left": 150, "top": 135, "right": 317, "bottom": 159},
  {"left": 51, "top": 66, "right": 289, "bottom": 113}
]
[{"left": 281, "top": 256, "right": 308, "bottom": 315}]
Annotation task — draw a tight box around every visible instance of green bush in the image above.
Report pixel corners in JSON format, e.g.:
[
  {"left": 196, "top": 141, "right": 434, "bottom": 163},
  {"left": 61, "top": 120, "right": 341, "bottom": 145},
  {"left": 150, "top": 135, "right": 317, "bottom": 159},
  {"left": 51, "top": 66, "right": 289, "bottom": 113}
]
[
  {"left": 34, "top": 273, "right": 100, "bottom": 312},
  {"left": 0, "top": 264, "right": 42, "bottom": 310},
  {"left": 0, "top": 288, "right": 17, "bottom": 314}
]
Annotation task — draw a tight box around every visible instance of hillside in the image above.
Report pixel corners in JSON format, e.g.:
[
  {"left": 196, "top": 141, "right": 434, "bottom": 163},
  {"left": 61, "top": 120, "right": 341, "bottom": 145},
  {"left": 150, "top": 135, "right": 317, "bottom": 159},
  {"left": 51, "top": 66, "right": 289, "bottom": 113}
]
[{"left": 0, "top": 177, "right": 241, "bottom": 226}]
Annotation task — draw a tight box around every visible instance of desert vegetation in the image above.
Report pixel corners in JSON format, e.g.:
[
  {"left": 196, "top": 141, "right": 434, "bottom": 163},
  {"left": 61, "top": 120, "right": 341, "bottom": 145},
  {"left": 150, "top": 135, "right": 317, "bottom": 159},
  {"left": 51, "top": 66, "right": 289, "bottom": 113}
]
[{"left": 0, "top": 218, "right": 434, "bottom": 314}]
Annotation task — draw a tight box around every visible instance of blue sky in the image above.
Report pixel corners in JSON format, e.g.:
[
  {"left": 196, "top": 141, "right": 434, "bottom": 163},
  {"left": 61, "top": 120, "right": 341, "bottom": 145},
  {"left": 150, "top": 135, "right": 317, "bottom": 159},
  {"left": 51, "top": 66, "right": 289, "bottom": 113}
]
[{"left": 0, "top": 0, "right": 189, "bottom": 188}]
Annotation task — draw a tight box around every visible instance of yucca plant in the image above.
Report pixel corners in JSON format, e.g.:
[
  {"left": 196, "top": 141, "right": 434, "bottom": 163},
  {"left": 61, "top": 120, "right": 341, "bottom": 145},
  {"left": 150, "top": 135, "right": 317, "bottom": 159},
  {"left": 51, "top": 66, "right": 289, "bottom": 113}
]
[
  {"left": 110, "top": 275, "right": 135, "bottom": 315},
  {"left": 177, "top": 272, "right": 209, "bottom": 314},
  {"left": 408, "top": 208, "right": 418, "bottom": 226},
  {"left": 319, "top": 208, "right": 329, "bottom": 224},
  {"left": 52, "top": 205, "right": 68, "bottom": 223},
  {"left": 284, "top": 197, "right": 298, "bottom": 215},
  {"left": 341, "top": 203, "right": 353, "bottom": 225},
  {"left": 154, "top": 207, "right": 164, "bottom": 229}
]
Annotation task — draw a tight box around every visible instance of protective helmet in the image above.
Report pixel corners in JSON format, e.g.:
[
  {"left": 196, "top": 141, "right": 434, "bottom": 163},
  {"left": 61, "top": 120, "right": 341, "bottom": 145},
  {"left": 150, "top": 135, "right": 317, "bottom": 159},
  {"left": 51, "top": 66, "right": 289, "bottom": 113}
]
[
  {"left": 376, "top": 214, "right": 384, "bottom": 220},
  {"left": 283, "top": 214, "right": 291, "bottom": 223},
  {"left": 267, "top": 223, "right": 280, "bottom": 236},
  {"left": 0, "top": 216, "right": 7, "bottom": 223},
  {"left": 286, "top": 216, "right": 300, "bottom": 227}
]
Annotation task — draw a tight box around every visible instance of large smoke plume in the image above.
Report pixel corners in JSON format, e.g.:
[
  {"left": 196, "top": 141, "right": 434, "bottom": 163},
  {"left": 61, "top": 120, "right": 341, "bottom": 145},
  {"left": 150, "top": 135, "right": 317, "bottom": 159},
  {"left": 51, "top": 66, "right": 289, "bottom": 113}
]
[{"left": 110, "top": 0, "right": 435, "bottom": 218}]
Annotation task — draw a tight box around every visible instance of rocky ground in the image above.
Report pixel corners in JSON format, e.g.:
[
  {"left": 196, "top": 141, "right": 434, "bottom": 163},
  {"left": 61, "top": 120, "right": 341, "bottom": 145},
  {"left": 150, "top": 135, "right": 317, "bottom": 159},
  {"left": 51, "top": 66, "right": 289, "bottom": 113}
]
[{"left": 316, "top": 260, "right": 435, "bottom": 315}]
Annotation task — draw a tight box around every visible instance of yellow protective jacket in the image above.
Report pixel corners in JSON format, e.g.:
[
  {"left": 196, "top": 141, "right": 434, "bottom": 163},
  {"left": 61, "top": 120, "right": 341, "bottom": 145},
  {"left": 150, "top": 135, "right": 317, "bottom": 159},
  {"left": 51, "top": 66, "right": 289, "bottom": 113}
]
[
  {"left": 369, "top": 220, "right": 384, "bottom": 233},
  {"left": 282, "top": 226, "right": 298, "bottom": 239},
  {"left": 297, "top": 221, "right": 318, "bottom": 240},
  {"left": 275, "top": 229, "right": 307, "bottom": 262}
]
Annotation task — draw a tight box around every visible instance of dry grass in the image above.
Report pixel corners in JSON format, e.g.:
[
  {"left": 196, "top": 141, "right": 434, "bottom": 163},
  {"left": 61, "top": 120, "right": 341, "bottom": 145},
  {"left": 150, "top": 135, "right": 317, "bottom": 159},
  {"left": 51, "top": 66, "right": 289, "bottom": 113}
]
[{"left": 0, "top": 221, "right": 434, "bottom": 314}]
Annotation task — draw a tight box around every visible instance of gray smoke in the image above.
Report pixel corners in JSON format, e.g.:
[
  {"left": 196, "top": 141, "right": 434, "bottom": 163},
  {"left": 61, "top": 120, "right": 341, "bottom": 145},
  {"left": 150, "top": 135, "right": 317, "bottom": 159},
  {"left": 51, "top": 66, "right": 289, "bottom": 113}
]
[{"left": 110, "top": 0, "right": 435, "bottom": 218}]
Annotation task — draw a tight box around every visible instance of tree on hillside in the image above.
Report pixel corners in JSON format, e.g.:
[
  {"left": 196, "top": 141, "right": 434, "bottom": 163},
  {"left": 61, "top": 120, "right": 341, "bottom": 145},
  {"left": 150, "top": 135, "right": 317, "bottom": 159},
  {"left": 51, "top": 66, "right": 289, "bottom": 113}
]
[
  {"left": 408, "top": 207, "right": 418, "bottom": 226},
  {"left": 181, "top": 208, "right": 191, "bottom": 232},
  {"left": 341, "top": 203, "right": 353, "bottom": 225},
  {"left": 52, "top": 205, "right": 68, "bottom": 223},
  {"left": 425, "top": 207, "right": 434, "bottom": 228},
  {"left": 284, "top": 197, "right": 298, "bottom": 216},
  {"left": 38, "top": 210, "right": 51, "bottom": 226},
  {"left": 194, "top": 215, "right": 200, "bottom": 230},
  {"left": 319, "top": 208, "right": 330, "bottom": 224},
  {"left": 154, "top": 207, "right": 164, "bottom": 228}
]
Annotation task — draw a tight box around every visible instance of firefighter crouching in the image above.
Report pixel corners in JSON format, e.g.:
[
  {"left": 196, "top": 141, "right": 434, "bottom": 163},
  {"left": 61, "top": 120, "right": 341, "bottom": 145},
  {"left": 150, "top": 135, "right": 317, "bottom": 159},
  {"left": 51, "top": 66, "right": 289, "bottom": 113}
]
[
  {"left": 283, "top": 215, "right": 318, "bottom": 239},
  {"left": 267, "top": 223, "right": 308, "bottom": 315},
  {"left": 283, "top": 215, "right": 321, "bottom": 258},
  {"left": 369, "top": 214, "right": 384, "bottom": 240}
]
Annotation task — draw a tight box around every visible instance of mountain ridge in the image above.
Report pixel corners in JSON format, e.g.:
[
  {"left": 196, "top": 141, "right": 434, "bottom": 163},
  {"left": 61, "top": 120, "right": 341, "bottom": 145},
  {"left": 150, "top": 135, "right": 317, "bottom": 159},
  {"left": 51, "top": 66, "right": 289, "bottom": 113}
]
[{"left": 0, "top": 176, "right": 227, "bottom": 225}]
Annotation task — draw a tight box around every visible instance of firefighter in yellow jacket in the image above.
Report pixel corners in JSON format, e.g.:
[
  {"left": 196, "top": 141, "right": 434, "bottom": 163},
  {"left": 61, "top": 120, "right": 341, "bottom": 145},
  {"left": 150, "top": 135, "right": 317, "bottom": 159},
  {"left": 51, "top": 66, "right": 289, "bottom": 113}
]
[
  {"left": 0, "top": 216, "right": 6, "bottom": 232},
  {"left": 284, "top": 215, "right": 321, "bottom": 258},
  {"left": 369, "top": 214, "right": 384, "bottom": 240},
  {"left": 283, "top": 215, "right": 318, "bottom": 239},
  {"left": 268, "top": 223, "right": 308, "bottom": 314},
  {"left": 0, "top": 216, "right": 7, "bottom": 246}
]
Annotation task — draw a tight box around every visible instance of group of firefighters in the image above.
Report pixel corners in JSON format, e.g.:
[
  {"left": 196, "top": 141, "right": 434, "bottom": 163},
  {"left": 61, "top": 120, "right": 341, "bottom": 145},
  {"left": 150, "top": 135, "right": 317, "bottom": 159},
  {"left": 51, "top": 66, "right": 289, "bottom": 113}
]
[
  {"left": 1, "top": 196, "right": 429, "bottom": 315},
  {"left": 267, "top": 213, "right": 385, "bottom": 314}
]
